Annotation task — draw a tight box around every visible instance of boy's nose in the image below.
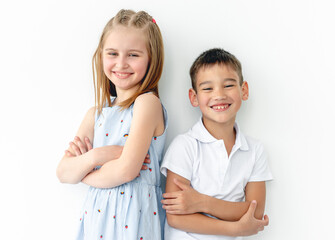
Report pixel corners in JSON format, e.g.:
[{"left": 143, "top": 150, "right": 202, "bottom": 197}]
[{"left": 213, "top": 88, "right": 227, "bottom": 100}]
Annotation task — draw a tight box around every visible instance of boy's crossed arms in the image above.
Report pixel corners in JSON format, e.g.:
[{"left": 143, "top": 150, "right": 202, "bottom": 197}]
[{"left": 163, "top": 170, "right": 268, "bottom": 237}]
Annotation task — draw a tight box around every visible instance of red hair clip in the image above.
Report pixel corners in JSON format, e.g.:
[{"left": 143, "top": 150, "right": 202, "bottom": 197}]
[{"left": 152, "top": 18, "right": 156, "bottom": 24}]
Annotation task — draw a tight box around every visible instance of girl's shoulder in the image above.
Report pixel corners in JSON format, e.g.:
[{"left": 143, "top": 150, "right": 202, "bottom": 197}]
[
  {"left": 85, "top": 106, "right": 97, "bottom": 118},
  {"left": 133, "top": 92, "right": 161, "bottom": 109}
]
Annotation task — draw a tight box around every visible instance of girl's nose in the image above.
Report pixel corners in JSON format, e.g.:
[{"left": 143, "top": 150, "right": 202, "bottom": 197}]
[{"left": 116, "top": 55, "right": 129, "bottom": 69}]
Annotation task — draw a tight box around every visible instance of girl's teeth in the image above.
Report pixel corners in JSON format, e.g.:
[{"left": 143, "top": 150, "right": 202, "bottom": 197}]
[{"left": 116, "top": 72, "right": 129, "bottom": 77}]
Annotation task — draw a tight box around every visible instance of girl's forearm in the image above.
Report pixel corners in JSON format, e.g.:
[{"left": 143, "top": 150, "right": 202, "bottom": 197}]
[
  {"left": 56, "top": 152, "right": 96, "bottom": 184},
  {"left": 57, "top": 145, "right": 121, "bottom": 184},
  {"left": 167, "top": 213, "right": 237, "bottom": 236},
  {"left": 81, "top": 157, "right": 135, "bottom": 188}
]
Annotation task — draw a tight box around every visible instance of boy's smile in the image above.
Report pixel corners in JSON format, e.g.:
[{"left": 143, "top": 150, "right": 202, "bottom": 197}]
[{"left": 189, "top": 63, "right": 249, "bottom": 134}]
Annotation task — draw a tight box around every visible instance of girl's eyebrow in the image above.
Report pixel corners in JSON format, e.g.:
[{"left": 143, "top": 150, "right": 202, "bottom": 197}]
[
  {"left": 128, "top": 49, "right": 144, "bottom": 53},
  {"left": 104, "top": 48, "right": 144, "bottom": 54}
]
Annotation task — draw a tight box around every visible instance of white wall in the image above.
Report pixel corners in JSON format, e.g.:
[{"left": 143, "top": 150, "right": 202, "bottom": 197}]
[{"left": 1, "top": 0, "right": 334, "bottom": 239}]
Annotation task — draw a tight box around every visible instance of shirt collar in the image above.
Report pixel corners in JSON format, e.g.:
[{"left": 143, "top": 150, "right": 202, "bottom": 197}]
[{"left": 188, "top": 117, "right": 249, "bottom": 151}]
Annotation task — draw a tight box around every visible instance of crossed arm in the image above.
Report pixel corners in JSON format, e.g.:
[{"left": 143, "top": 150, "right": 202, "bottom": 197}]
[
  {"left": 163, "top": 170, "right": 269, "bottom": 236},
  {"left": 56, "top": 94, "right": 164, "bottom": 188}
]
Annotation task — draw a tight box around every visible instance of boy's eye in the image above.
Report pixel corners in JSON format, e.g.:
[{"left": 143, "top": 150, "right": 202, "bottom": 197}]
[
  {"left": 203, "top": 88, "right": 212, "bottom": 91},
  {"left": 225, "top": 85, "right": 234, "bottom": 88}
]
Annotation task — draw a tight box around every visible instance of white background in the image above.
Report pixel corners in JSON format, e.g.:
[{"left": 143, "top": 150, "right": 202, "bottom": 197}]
[{"left": 1, "top": 0, "right": 334, "bottom": 239}]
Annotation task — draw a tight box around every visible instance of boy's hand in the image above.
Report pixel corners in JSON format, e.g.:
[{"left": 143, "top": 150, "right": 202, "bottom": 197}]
[
  {"left": 161, "top": 178, "right": 205, "bottom": 214},
  {"left": 235, "top": 200, "right": 269, "bottom": 236}
]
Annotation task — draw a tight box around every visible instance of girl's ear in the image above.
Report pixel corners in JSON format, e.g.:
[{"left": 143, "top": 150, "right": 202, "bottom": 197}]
[
  {"left": 241, "top": 81, "right": 249, "bottom": 101},
  {"left": 189, "top": 88, "right": 199, "bottom": 107}
]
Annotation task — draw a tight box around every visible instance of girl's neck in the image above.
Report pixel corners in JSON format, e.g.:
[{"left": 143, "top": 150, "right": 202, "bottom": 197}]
[{"left": 113, "top": 85, "right": 140, "bottom": 106}]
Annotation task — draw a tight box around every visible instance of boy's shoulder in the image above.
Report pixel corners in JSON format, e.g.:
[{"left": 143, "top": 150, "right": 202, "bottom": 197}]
[
  {"left": 240, "top": 133, "right": 265, "bottom": 151},
  {"left": 169, "top": 131, "right": 198, "bottom": 150}
]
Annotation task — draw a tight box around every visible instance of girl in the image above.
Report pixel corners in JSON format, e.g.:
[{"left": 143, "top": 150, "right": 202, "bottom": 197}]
[{"left": 56, "top": 9, "right": 166, "bottom": 240}]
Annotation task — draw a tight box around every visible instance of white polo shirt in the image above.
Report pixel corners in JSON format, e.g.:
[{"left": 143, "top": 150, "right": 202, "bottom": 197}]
[{"left": 160, "top": 118, "right": 273, "bottom": 240}]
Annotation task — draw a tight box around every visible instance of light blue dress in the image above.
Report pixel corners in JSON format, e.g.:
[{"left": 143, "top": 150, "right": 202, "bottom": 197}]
[{"left": 76, "top": 96, "right": 167, "bottom": 240}]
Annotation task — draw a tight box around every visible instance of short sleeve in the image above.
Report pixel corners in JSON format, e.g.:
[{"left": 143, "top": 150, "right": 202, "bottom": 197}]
[
  {"left": 160, "top": 134, "right": 195, "bottom": 181},
  {"left": 249, "top": 143, "right": 273, "bottom": 182}
]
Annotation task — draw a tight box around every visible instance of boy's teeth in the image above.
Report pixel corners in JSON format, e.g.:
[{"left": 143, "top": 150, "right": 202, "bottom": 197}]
[{"left": 212, "top": 105, "right": 228, "bottom": 110}]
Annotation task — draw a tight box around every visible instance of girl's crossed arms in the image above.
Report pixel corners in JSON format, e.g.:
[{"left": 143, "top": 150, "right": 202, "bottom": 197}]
[{"left": 57, "top": 94, "right": 162, "bottom": 187}]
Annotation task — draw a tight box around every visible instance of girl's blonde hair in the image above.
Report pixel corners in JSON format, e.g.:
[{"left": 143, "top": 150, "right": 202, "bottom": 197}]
[{"left": 92, "top": 9, "right": 164, "bottom": 114}]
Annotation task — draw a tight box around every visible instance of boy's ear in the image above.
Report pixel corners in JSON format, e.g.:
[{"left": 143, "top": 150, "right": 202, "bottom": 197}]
[
  {"left": 188, "top": 88, "right": 199, "bottom": 107},
  {"left": 241, "top": 81, "right": 249, "bottom": 101}
]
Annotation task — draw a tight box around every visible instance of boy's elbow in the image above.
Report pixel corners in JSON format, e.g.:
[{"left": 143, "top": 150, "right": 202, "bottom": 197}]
[
  {"left": 254, "top": 210, "right": 265, "bottom": 220},
  {"left": 166, "top": 213, "right": 180, "bottom": 229}
]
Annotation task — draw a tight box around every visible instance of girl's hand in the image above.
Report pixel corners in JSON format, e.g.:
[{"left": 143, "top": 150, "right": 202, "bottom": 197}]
[
  {"left": 67, "top": 140, "right": 151, "bottom": 173},
  {"left": 136, "top": 153, "right": 151, "bottom": 177},
  {"left": 65, "top": 136, "right": 92, "bottom": 157},
  {"left": 141, "top": 154, "right": 151, "bottom": 170},
  {"left": 161, "top": 178, "right": 205, "bottom": 214},
  {"left": 235, "top": 200, "right": 269, "bottom": 236}
]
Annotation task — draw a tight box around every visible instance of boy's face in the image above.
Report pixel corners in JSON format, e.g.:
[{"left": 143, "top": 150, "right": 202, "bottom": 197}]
[{"left": 189, "top": 63, "right": 249, "bottom": 127}]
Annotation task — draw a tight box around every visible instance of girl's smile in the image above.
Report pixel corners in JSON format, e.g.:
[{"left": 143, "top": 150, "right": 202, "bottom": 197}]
[
  {"left": 103, "top": 25, "right": 149, "bottom": 100},
  {"left": 112, "top": 71, "right": 134, "bottom": 79}
]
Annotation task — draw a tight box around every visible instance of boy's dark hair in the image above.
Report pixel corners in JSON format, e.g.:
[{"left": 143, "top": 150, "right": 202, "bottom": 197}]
[{"left": 189, "top": 48, "right": 243, "bottom": 91}]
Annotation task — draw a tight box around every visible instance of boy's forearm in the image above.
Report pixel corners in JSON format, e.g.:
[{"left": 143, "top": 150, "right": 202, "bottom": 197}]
[
  {"left": 202, "top": 195, "right": 250, "bottom": 221},
  {"left": 167, "top": 212, "right": 238, "bottom": 236}
]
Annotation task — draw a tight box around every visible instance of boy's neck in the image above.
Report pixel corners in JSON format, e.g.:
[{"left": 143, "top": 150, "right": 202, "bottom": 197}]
[{"left": 202, "top": 117, "right": 236, "bottom": 155}]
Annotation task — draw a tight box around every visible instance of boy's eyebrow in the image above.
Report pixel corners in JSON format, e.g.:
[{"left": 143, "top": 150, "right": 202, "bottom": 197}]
[
  {"left": 198, "top": 81, "right": 212, "bottom": 87},
  {"left": 198, "top": 78, "right": 237, "bottom": 87},
  {"left": 223, "top": 78, "right": 238, "bottom": 83}
]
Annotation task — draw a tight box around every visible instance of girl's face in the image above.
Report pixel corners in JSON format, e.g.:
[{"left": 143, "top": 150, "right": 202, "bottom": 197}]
[{"left": 103, "top": 25, "right": 149, "bottom": 98}]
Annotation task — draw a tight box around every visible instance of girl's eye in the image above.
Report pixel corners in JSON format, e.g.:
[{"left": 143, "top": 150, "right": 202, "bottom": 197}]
[
  {"left": 129, "top": 53, "right": 139, "bottom": 57},
  {"left": 108, "top": 52, "right": 117, "bottom": 56}
]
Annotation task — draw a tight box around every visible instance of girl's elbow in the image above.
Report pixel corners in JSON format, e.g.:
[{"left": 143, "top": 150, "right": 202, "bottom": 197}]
[
  {"left": 56, "top": 168, "right": 79, "bottom": 184},
  {"left": 56, "top": 167, "right": 66, "bottom": 183},
  {"left": 123, "top": 170, "right": 139, "bottom": 183},
  {"left": 120, "top": 164, "right": 141, "bottom": 183}
]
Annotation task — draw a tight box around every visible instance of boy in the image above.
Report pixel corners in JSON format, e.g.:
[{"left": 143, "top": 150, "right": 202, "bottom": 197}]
[{"left": 160, "top": 48, "right": 273, "bottom": 239}]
